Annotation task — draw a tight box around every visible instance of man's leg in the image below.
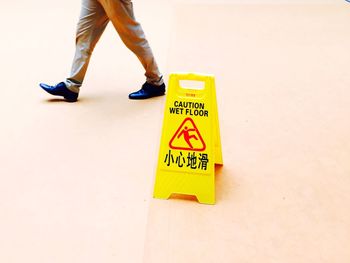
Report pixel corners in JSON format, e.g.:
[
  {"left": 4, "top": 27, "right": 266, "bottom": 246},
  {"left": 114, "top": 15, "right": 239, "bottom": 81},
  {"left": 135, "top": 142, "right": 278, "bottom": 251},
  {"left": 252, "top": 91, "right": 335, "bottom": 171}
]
[
  {"left": 40, "top": 0, "right": 109, "bottom": 101},
  {"left": 98, "top": 0, "right": 164, "bottom": 87},
  {"left": 66, "top": 0, "right": 110, "bottom": 93}
]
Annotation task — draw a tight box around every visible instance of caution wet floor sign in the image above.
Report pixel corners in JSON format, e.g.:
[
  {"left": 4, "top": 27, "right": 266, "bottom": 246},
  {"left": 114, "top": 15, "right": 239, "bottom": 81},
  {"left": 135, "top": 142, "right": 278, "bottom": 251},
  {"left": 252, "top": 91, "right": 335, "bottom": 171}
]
[{"left": 153, "top": 73, "right": 223, "bottom": 204}]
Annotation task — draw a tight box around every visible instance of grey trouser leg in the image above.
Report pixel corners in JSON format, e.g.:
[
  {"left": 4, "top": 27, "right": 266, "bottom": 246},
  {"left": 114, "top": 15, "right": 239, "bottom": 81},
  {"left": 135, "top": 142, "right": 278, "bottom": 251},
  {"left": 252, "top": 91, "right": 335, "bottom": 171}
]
[{"left": 66, "top": 0, "right": 163, "bottom": 93}]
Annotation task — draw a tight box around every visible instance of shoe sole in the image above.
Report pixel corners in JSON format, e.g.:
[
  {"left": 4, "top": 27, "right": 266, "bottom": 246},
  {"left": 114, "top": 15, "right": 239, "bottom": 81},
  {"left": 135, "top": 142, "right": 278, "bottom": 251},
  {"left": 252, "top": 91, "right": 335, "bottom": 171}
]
[{"left": 128, "top": 92, "right": 165, "bottom": 100}]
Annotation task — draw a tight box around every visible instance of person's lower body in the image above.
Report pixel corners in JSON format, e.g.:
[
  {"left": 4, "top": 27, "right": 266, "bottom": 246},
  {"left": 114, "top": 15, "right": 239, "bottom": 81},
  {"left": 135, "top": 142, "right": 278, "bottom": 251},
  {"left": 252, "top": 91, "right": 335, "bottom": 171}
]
[{"left": 40, "top": 0, "right": 165, "bottom": 101}]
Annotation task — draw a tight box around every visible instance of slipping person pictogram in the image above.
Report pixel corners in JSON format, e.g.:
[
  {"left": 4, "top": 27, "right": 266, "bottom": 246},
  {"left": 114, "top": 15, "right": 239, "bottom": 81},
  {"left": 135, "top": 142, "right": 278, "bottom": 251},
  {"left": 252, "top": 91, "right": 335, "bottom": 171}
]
[
  {"left": 39, "top": 0, "right": 165, "bottom": 102},
  {"left": 177, "top": 126, "right": 198, "bottom": 149},
  {"left": 169, "top": 117, "right": 206, "bottom": 151}
]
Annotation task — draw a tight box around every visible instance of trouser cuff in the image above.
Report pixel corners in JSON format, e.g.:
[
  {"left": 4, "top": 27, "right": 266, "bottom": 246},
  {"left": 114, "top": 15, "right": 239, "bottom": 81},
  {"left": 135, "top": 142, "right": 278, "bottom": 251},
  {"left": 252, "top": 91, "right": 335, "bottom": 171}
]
[
  {"left": 65, "top": 78, "right": 81, "bottom": 93},
  {"left": 147, "top": 75, "right": 164, "bottom": 86}
]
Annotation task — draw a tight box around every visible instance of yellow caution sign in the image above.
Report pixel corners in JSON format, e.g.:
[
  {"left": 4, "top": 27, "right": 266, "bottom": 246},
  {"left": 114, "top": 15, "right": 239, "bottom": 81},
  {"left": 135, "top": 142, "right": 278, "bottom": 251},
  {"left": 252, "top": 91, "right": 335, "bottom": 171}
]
[{"left": 153, "top": 73, "right": 223, "bottom": 204}]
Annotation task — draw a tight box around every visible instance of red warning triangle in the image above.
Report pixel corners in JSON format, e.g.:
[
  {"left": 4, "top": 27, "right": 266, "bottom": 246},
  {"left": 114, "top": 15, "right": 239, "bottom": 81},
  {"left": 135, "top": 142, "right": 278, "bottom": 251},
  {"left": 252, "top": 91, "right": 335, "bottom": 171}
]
[{"left": 169, "top": 117, "right": 206, "bottom": 151}]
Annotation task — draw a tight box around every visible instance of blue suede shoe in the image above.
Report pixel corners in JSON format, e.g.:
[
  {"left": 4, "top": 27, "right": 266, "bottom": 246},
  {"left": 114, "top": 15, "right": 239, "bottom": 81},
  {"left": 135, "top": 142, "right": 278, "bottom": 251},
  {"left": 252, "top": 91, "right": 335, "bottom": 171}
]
[
  {"left": 39, "top": 82, "right": 78, "bottom": 102},
  {"left": 129, "top": 82, "right": 165, "bottom": 100}
]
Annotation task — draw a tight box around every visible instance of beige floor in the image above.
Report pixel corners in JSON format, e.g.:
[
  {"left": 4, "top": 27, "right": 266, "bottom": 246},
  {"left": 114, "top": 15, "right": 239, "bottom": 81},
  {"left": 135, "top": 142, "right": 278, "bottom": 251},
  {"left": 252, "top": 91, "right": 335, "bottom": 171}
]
[{"left": 1, "top": 1, "right": 350, "bottom": 262}]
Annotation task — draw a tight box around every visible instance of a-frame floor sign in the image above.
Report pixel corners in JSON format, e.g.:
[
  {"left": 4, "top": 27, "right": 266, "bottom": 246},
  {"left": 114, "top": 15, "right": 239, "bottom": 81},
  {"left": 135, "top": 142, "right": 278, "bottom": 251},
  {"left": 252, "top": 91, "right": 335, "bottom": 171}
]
[{"left": 154, "top": 73, "right": 223, "bottom": 204}]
